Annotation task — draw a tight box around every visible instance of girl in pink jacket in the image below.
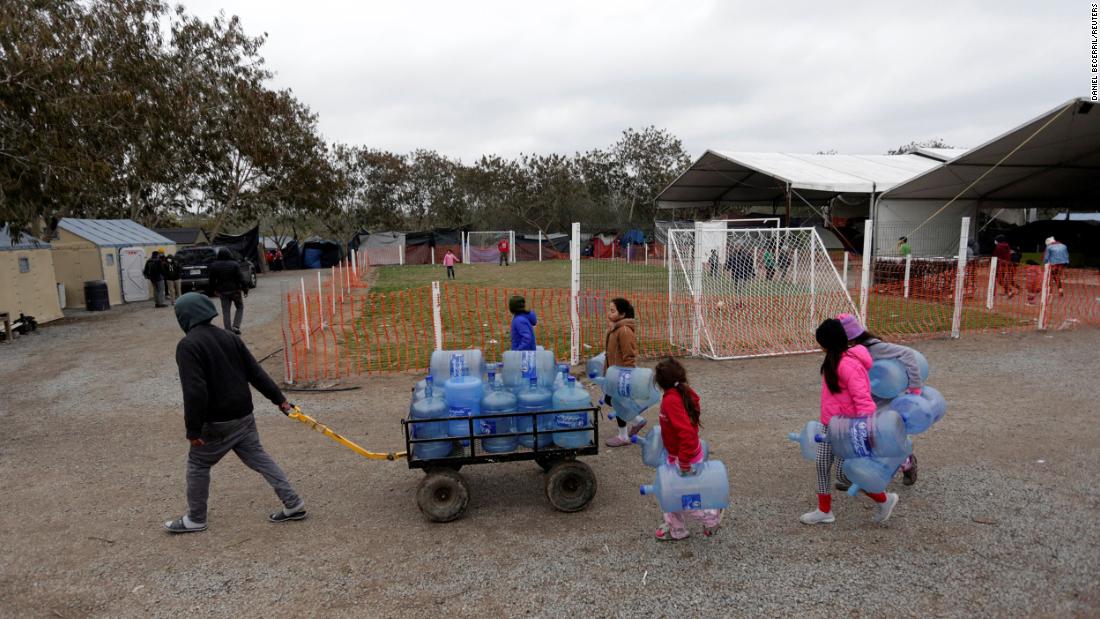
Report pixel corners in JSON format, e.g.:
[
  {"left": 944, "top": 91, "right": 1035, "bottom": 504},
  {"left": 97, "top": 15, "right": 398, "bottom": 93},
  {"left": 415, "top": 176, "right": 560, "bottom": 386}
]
[{"left": 800, "top": 318, "right": 899, "bottom": 525}]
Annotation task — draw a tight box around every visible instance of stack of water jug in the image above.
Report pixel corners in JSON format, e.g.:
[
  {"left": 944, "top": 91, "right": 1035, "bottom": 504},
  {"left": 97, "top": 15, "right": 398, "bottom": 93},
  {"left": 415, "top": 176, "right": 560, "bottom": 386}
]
[
  {"left": 788, "top": 350, "right": 948, "bottom": 494},
  {"left": 408, "top": 348, "right": 595, "bottom": 459},
  {"left": 586, "top": 352, "right": 731, "bottom": 513}
]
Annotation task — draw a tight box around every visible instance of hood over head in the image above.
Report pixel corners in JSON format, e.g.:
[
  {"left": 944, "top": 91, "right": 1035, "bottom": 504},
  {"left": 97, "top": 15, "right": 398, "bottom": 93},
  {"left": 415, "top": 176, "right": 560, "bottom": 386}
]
[{"left": 175, "top": 292, "right": 218, "bottom": 333}]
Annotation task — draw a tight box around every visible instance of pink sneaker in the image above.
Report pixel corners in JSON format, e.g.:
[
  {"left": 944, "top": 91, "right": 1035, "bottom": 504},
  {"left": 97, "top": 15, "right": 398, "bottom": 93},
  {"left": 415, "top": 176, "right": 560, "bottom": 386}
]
[
  {"left": 627, "top": 417, "right": 648, "bottom": 437},
  {"left": 655, "top": 523, "right": 688, "bottom": 541},
  {"left": 605, "top": 435, "right": 631, "bottom": 447}
]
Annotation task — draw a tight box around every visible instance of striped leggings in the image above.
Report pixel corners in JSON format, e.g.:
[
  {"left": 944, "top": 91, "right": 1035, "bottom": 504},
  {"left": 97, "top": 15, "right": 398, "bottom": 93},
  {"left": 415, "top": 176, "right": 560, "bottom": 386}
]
[{"left": 816, "top": 425, "right": 851, "bottom": 495}]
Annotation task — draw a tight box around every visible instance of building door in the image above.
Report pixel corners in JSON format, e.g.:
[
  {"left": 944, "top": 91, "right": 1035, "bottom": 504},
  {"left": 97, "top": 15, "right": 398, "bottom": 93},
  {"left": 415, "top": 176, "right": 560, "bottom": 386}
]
[{"left": 120, "top": 247, "right": 149, "bottom": 302}]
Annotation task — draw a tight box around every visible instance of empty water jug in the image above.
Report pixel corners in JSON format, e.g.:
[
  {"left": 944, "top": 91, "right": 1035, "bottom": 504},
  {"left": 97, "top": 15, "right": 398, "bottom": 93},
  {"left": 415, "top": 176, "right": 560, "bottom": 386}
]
[
  {"left": 502, "top": 349, "right": 556, "bottom": 393},
  {"left": 409, "top": 376, "right": 453, "bottom": 459},
  {"left": 632, "top": 424, "right": 710, "bottom": 468},
  {"left": 820, "top": 409, "right": 909, "bottom": 459},
  {"left": 890, "top": 385, "right": 947, "bottom": 434},
  {"left": 445, "top": 366, "right": 482, "bottom": 446},
  {"left": 516, "top": 376, "right": 554, "bottom": 449},
  {"left": 552, "top": 363, "right": 571, "bottom": 390},
  {"left": 586, "top": 352, "right": 606, "bottom": 380},
  {"left": 477, "top": 364, "right": 518, "bottom": 453},
  {"left": 787, "top": 420, "right": 826, "bottom": 462},
  {"left": 430, "top": 349, "right": 485, "bottom": 386},
  {"left": 868, "top": 352, "right": 930, "bottom": 399},
  {"left": 640, "top": 461, "right": 730, "bottom": 512},
  {"left": 552, "top": 376, "right": 593, "bottom": 448},
  {"left": 602, "top": 366, "right": 661, "bottom": 422},
  {"left": 843, "top": 441, "right": 912, "bottom": 495}
]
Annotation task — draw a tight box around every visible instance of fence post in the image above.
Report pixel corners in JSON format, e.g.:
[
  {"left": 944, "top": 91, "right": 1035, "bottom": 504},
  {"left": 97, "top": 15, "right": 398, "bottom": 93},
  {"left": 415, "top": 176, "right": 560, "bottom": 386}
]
[
  {"left": 399, "top": 243, "right": 405, "bottom": 266},
  {"left": 570, "top": 222, "right": 581, "bottom": 366},
  {"left": 351, "top": 250, "right": 357, "bottom": 276},
  {"left": 791, "top": 249, "right": 799, "bottom": 284},
  {"left": 859, "top": 220, "right": 873, "bottom": 326},
  {"left": 986, "top": 257, "right": 998, "bottom": 310},
  {"left": 1038, "top": 263, "right": 1051, "bottom": 331},
  {"left": 300, "top": 277, "right": 311, "bottom": 350},
  {"left": 332, "top": 266, "right": 338, "bottom": 312},
  {"left": 431, "top": 281, "right": 443, "bottom": 350},
  {"left": 950, "top": 216, "right": 971, "bottom": 338},
  {"left": 809, "top": 236, "right": 816, "bottom": 318},
  {"left": 510, "top": 230, "right": 516, "bottom": 264},
  {"left": 281, "top": 281, "right": 293, "bottom": 384},
  {"left": 903, "top": 254, "right": 912, "bottom": 299},
  {"left": 538, "top": 229, "right": 543, "bottom": 262},
  {"left": 316, "top": 271, "right": 326, "bottom": 329},
  {"left": 644, "top": 242, "right": 649, "bottom": 266},
  {"left": 691, "top": 227, "right": 703, "bottom": 356},
  {"left": 842, "top": 252, "right": 849, "bottom": 290}
]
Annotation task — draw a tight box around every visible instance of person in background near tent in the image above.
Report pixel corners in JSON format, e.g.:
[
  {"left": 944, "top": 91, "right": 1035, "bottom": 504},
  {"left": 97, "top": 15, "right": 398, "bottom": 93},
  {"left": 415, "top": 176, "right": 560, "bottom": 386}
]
[
  {"left": 763, "top": 247, "right": 776, "bottom": 280},
  {"left": 443, "top": 248, "right": 457, "bottom": 280},
  {"left": 209, "top": 248, "right": 248, "bottom": 334},
  {"left": 497, "top": 237, "right": 510, "bottom": 266},
  {"left": 604, "top": 297, "right": 646, "bottom": 447},
  {"left": 897, "top": 236, "right": 912, "bottom": 257},
  {"left": 707, "top": 249, "right": 719, "bottom": 277},
  {"left": 1024, "top": 259, "right": 1044, "bottom": 306},
  {"left": 508, "top": 295, "right": 537, "bottom": 350},
  {"left": 652, "top": 357, "right": 723, "bottom": 541},
  {"left": 801, "top": 318, "right": 899, "bottom": 525},
  {"left": 164, "top": 292, "right": 305, "bottom": 533},
  {"left": 1043, "top": 237, "right": 1069, "bottom": 296},
  {"left": 143, "top": 251, "right": 168, "bottom": 308},
  {"left": 838, "top": 313, "right": 922, "bottom": 486},
  {"left": 964, "top": 238, "right": 980, "bottom": 299},
  {"left": 163, "top": 251, "right": 182, "bottom": 305},
  {"left": 992, "top": 235, "right": 1020, "bottom": 298}
]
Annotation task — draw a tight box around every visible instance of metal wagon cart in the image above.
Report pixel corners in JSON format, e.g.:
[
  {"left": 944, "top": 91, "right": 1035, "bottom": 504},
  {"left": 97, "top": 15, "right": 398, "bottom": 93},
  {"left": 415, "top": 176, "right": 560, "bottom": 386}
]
[{"left": 402, "top": 406, "right": 600, "bottom": 522}]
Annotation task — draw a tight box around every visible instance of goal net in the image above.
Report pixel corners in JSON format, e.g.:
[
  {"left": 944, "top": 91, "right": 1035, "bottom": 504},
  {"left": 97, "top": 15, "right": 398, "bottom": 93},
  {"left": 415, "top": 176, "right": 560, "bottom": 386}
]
[
  {"left": 667, "top": 225, "right": 857, "bottom": 359},
  {"left": 464, "top": 230, "right": 515, "bottom": 263}
]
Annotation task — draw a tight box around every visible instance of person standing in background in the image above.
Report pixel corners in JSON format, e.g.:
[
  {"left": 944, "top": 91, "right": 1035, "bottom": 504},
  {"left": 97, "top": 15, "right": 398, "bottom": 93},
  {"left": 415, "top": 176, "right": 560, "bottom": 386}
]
[
  {"left": 1043, "top": 237, "right": 1069, "bottom": 296},
  {"left": 443, "top": 248, "right": 458, "bottom": 280},
  {"left": 209, "top": 248, "right": 248, "bottom": 334},
  {"left": 992, "top": 235, "right": 1020, "bottom": 298},
  {"left": 143, "top": 251, "right": 167, "bottom": 308},
  {"left": 497, "top": 237, "right": 510, "bottom": 266},
  {"left": 897, "top": 236, "right": 912, "bottom": 257},
  {"left": 163, "top": 251, "right": 182, "bottom": 305}
]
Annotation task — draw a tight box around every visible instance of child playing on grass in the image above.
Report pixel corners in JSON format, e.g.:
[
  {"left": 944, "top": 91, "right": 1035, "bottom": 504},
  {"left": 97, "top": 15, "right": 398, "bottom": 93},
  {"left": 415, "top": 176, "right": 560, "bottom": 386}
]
[
  {"left": 508, "top": 295, "right": 537, "bottom": 350},
  {"left": 838, "top": 313, "right": 922, "bottom": 486},
  {"left": 443, "top": 249, "right": 457, "bottom": 280},
  {"left": 604, "top": 297, "right": 646, "bottom": 446},
  {"left": 800, "top": 318, "right": 899, "bottom": 525},
  {"left": 652, "top": 357, "right": 722, "bottom": 540}
]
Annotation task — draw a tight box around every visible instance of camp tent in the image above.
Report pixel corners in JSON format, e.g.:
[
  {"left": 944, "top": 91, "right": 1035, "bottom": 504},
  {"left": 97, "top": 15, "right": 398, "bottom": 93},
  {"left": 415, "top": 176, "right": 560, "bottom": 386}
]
[
  {"left": 302, "top": 238, "right": 342, "bottom": 269},
  {"left": 364, "top": 232, "right": 406, "bottom": 265},
  {"left": 52, "top": 218, "right": 176, "bottom": 308},
  {"left": 153, "top": 228, "right": 210, "bottom": 248},
  {"left": 213, "top": 226, "right": 262, "bottom": 270},
  {"left": 0, "top": 226, "right": 63, "bottom": 325}
]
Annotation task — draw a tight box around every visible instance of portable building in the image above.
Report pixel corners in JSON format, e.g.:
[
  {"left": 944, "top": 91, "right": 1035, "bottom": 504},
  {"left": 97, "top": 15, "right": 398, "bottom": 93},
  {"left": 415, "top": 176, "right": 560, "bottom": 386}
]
[
  {"left": 51, "top": 219, "right": 176, "bottom": 308},
  {"left": 0, "top": 226, "right": 63, "bottom": 325}
]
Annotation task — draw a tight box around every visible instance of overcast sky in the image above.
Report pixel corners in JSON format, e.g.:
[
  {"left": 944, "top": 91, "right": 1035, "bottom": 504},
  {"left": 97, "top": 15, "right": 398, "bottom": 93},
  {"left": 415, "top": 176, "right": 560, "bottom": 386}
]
[{"left": 180, "top": 0, "right": 1085, "bottom": 161}]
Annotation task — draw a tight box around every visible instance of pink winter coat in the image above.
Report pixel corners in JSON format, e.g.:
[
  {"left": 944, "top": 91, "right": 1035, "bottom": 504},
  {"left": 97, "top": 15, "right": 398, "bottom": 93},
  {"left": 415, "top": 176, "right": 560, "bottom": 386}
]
[{"left": 819, "top": 344, "right": 875, "bottom": 425}]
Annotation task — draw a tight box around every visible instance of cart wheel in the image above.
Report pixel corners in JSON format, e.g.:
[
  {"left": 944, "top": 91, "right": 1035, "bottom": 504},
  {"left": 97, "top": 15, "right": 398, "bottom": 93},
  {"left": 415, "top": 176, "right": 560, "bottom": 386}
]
[
  {"left": 535, "top": 457, "right": 557, "bottom": 473},
  {"left": 544, "top": 460, "right": 596, "bottom": 513},
  {"left": 416, "top": 470, "right": 469, "bottom": 523}
]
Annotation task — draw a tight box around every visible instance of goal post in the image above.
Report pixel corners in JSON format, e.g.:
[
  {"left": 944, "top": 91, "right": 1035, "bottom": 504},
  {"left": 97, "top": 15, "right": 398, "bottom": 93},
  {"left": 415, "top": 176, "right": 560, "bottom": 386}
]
[
  {"left": 667, "top": 226, "right": 857, "bottom": 360},
  {"left": 466, "top": 230, "right": 515, "bottom": 263}
]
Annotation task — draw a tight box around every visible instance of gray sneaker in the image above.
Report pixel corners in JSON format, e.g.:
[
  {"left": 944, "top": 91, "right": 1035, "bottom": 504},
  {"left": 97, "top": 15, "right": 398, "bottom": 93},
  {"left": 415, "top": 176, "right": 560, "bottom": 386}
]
[{"left": 873, "top": 493, "right": 899, "bottom": 523}]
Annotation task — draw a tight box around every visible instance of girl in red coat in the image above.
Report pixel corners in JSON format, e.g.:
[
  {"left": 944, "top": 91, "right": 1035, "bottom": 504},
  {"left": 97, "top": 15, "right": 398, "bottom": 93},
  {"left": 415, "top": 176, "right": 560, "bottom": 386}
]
[{"left": 652, "top": 358, "right": 723, "bottom": 541}]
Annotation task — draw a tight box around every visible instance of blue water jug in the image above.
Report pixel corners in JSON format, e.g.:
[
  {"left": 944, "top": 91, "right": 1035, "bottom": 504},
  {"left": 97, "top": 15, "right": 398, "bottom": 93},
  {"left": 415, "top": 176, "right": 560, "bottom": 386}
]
[
  {"left": 430, "top": 349, "right": 485, "bottom": 386},
  {"left": 516, "top": 376, "right": 554, "bottom": 449},
  {"left": 586, "top": 352, "right": 606, "bottom": 380},
  {"left": 890, "top": 385, "right": 947, "bottom": 434},
  {"left": 444, "top": 365, "right": 482, "bottom": 446},
  {"left": 923, "top": 385, "right": 947, "bottom": 422},
  {"left": 843, "top": 440, "right": 913, "bottom": 495},
  {"left": 632, "top": 424, "right": 710, "bottom": 468},
  {"left": 787, "top": 420, "right": 826, "bottom": 462},
  {"left": 552, "top": 363, "right": 571, "bottom": 390},
  {"left": 552, "top": 376, "right": 593, "bottom": 448},
  {"left": 602, "top": 366, "right": 661, "bottom": 422},
  {"left": 413, "top": 378, "right": 427, "bottom": 403},
  {"left": 640, "top": 461, "right": 730, "bottom": 512},
  {"left": 821, "top": 410, "right": 909, "bottom": 459},
  {"left": 478, "top": 364, "right": 518, "bottom": 453},
  {"left": 868, "top": 351, "right": 930, "bottom": 399},
  {"left": 502, "top": 349, "right": 556, "bottom": 393},
  {"left": 409, "top": 376, "right": 453, "bottom": 459}
]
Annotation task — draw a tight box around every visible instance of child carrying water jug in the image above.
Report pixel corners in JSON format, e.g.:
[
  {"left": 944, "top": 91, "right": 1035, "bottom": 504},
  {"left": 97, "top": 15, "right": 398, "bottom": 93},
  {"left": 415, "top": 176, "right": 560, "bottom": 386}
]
[
  {"left": 838, "top": 313, "right": 922, "bottom": 486},
  {"left": 801, "top": 319, "right": 899, "bottom": 525},
  {"left": 604, "top": 297, "right": 647, "bottom": 446},
  {"left": 652, "top": 358, "right": 723, "bottom": 540}
]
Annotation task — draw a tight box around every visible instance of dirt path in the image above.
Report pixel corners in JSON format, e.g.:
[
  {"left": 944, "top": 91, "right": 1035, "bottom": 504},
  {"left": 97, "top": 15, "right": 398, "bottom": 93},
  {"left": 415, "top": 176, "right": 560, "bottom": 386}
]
[{"left": 0, "top": 273, "right": 1096, "bottom": 617}]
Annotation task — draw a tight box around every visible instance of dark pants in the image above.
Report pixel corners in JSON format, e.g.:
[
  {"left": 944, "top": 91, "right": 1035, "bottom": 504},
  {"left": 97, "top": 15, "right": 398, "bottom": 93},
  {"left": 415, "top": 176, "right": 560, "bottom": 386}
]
[
  {"left": 186, "top": 415, "right": 300, "bottom": 522},
  {"left": 447, "top": 266, "right": 455, "bottom": 279},
  {"left": 220, "top": 291, "right": 244, "bottom": 330},
  {"left": 499, "top": 251, "right": 508, "bottom": 266}
]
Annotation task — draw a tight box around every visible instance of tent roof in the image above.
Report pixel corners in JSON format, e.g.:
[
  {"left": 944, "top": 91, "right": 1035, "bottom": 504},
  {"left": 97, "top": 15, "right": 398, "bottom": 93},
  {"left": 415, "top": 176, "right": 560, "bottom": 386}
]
[
  {"left": 0, "top": 225, "right": 50, "bottom": 251},
  {"left": 656, "top": 151, "right": 944, "bottom": 208},
  {"left": 58, "top": 218, "right": 174, "bottom": 248},
  {"left": 882, "top": 98, "right": 1100, "bottom": 205},
  {"left": 153, "top": 227, "right": 208, "bottom": 245},
  {"left": 912, "top": 147, "right": 969, "bottom": 161}
]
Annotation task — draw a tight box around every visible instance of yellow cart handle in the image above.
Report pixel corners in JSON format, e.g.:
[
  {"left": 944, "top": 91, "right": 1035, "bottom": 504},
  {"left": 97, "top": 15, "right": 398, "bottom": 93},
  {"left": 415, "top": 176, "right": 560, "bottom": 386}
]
[{"left": 286, "top": 406, "right": 406, "bottom": 461}]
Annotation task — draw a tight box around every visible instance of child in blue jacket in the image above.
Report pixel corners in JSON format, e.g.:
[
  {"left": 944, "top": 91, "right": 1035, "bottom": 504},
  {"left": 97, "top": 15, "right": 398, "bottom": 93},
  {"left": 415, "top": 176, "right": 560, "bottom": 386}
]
[{"left": 509, "top": 296, "right": 537, "bottom": 350}]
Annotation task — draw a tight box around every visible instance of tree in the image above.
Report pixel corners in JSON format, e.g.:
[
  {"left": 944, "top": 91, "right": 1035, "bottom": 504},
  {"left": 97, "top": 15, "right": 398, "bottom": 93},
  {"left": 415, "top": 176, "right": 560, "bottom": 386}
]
[{"left": 886, "top": 138, "right": 954, "bottom": 155}]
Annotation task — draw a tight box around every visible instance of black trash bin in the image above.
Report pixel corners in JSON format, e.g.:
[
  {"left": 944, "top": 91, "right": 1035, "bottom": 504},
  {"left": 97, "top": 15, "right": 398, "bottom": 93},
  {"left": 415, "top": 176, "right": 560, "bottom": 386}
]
[{"left": 84, "top": 280, "right": 110, "bottom": 311}]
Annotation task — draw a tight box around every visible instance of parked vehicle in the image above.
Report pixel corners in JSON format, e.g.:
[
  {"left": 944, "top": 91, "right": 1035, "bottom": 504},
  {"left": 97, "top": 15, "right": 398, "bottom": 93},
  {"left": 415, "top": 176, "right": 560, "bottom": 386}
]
[{"left": 176, "top": 246, "right": 258, "bottom": 294}]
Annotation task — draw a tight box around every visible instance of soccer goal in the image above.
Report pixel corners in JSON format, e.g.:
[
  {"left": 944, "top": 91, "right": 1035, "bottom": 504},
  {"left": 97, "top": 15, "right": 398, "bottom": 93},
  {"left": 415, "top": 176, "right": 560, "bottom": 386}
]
[
  {"left": 667, "top": 225, "right": 857, "bottom": 360},
  {"left": 463, "top": 230, "right": 515, "bottom": 264}
]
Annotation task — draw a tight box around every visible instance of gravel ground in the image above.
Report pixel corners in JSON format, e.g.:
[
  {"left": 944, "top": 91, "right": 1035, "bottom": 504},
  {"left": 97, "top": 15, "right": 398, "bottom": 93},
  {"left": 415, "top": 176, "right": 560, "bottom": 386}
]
[{"left": 0, "top": 270, "right": 1097, "bottom": 618}]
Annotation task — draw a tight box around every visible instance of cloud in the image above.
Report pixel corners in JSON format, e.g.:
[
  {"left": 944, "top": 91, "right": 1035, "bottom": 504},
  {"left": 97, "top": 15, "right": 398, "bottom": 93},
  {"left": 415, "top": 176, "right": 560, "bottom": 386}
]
[{"left": 179, "top": 0, "right": 1082, "bottom": 159}]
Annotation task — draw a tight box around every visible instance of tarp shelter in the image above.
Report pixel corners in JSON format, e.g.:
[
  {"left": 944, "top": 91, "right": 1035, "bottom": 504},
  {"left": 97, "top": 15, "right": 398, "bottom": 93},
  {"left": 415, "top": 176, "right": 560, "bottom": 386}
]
[
  {"left": 431, "top": 229, "right": 463, "bottom": 263},
  {"left": 302, "top": 238, "right": 342, "bottom": 269},
  {"left": 589, "top": 231, "right": 618, "bottom": 258},
  {"left": 403, "top": 230, "right": 435, "bottom": 264},
  {"left": 0, "top": 226, "right": 63, "bottom": 325},
  {"left": 348, "top": 229, "right": 370, "bottom": 253},
  {"left": 515, "top": 232, "right": 568, "bottom": 261},
  {"left": 52, "top": 219, "right": 175, "bottom": 308},
  {"left": 213, "top": 226, "right": 262, "bottom": 271},
  {"left": 881, "top": 97, "right": 1100, "bottom": 239},
  {"left": 154, "top": 228, "right": 209, "bottom": 247},
  {"left": 364, "top": 232, "right": 405, "bottom": 265},
  {"left": 281, "top": 239, "right": 303, "bottom": 270}
]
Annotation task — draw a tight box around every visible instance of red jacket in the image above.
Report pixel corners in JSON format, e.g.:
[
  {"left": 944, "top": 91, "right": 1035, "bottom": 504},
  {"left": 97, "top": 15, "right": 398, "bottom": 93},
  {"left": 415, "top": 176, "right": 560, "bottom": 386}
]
[
  {"left": 658, "top": 386, "right": 702, "bottom": 470},
  {"left": 498, "top": 239, "right": 509, "bottom": 252},
  {"left": 993, "top": 241, "right": 1012, "bottom": 263}
]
